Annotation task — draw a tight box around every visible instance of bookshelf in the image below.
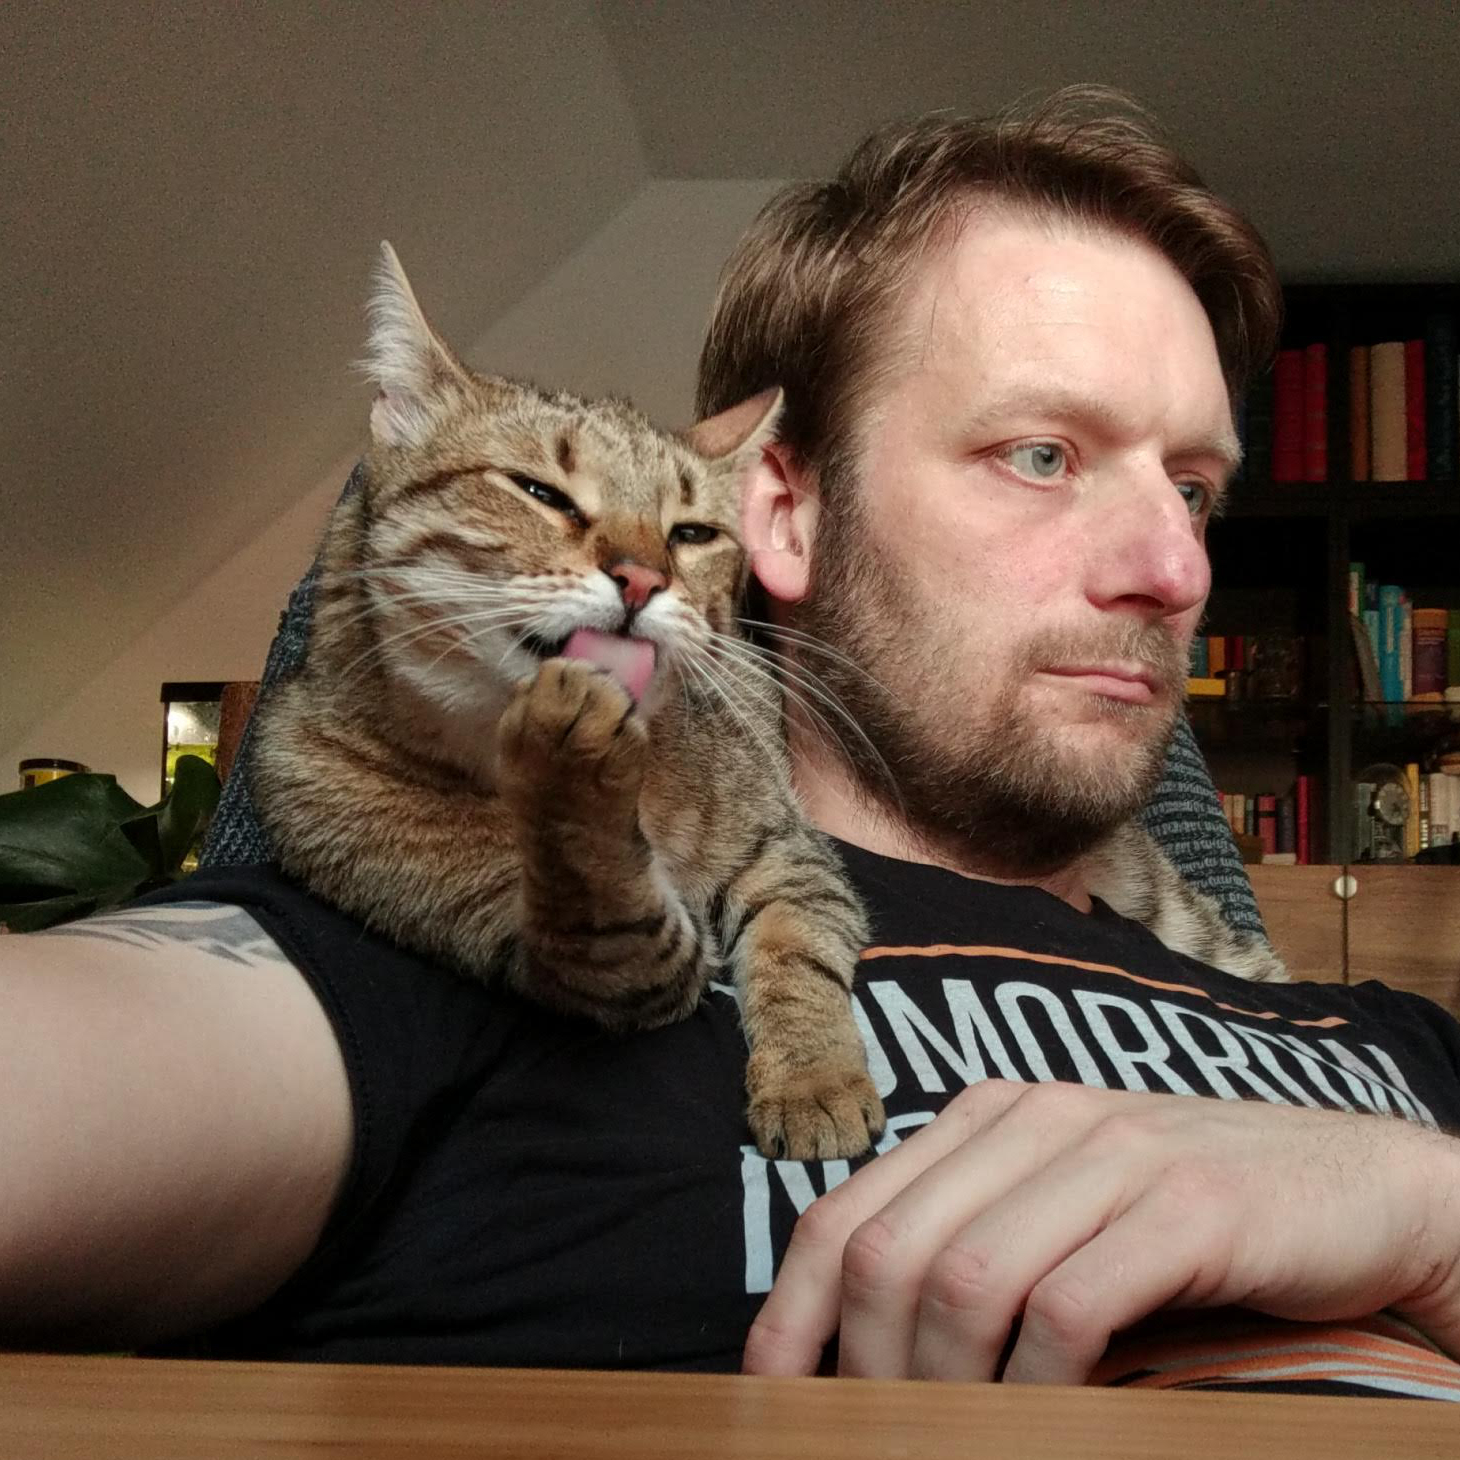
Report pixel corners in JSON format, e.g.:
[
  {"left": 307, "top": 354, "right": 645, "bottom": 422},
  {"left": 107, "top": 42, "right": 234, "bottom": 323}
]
[{"left": 1199, "top": 281, "right": 1460, "bottom": 869}]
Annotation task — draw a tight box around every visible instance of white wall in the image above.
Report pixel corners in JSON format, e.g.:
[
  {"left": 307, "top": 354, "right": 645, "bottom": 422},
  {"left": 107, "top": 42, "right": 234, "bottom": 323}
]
[
  {"left": 1, "top": 180, "right": 784, "bottom": 803},
  {"left": 6, "top": 461, "right": 348, "bottom": 802}
]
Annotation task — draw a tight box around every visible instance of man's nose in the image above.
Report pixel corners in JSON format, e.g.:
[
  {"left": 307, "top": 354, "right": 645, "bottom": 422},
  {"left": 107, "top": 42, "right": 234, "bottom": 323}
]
[
  {"left": 609, "top": 560, "right": 668, "bottom": 611},
  {"left": 1087, "top": 468, "right": 1211, "bottom": 620}
]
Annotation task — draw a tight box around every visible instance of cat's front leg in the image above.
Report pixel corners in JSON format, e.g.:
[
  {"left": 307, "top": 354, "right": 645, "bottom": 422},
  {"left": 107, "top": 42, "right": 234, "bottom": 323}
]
[
  {"left": 495, "top": 658, "right": 714, "bottom": 1032},
  {"left": 726, "top": 847, "right": 885, "bottom": 1162}
]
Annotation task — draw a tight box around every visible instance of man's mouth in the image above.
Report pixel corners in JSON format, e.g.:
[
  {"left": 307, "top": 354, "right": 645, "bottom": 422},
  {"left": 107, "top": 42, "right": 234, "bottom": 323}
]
[
  {"left": 525, "top": 628, "right": 658, "bottom": 703},
  {"left": 1040, "top": 664, "right": 1164, "bottom": 704}
]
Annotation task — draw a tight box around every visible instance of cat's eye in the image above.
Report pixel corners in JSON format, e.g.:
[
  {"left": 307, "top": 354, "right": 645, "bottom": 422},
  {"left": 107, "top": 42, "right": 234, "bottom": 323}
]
[
  {"left": 669, "top": 523, "right": 719, "bottom": 546},
  {"left": 507, "top": 472, "right": 585, "bottom": 527}
]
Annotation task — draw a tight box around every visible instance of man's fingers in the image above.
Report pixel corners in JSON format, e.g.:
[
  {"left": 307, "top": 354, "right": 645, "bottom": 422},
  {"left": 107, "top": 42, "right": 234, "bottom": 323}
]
[
  {"left": 904, "top": 1136, "right": 1137, "bottom": 1382},
  {"left": 1000, "top": 1188, "right": 1222, "bottom": 1385},
  {"left": 742, "top": 1080, "right": 1027, "bottom": 1376},
  {"left": 837, "top": 1088, "right": 1098, "bottom": 1378}
]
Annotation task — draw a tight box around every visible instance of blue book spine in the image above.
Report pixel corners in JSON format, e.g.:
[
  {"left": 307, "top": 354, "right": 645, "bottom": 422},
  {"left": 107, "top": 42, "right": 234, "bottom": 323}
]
[
  {"left": 1379, "top": 585, "right": 1405, "bottom": 703},
  {"left": 1363, "top": 608, "right": 1382, "bottom": 702},
  {"left": 1190, "top": 637, "right": 1209, "bottom": 676}
]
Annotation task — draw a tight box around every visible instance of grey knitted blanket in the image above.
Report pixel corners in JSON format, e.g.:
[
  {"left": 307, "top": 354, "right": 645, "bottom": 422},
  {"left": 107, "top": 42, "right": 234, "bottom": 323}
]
[{"left": 202, "top": 466, "right": 1264, "bottom": 938}]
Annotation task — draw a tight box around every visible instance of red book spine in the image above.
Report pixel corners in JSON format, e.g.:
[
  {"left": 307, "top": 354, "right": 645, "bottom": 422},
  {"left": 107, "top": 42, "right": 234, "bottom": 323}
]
[
  {"left": 1296, "top": 774, "right": 1312, "bottom": 865},
  {"left": 1272, "top": 348, "right": 1304, "bottom": 481},
  {"left": 1256, "top": 794, "right": 1279, "bottom": 857},
  {"left": 1303, "top": 342, "right": 1328, "bottom": 481},
  {"left": 1406, "top": 338, "right": 1427, "bottom": 480}
]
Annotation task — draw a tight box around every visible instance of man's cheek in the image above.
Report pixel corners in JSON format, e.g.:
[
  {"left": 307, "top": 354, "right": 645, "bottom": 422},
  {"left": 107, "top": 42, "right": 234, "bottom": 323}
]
[{"left": 1172, "top": 602, "right": 1207, "bottom": 652}]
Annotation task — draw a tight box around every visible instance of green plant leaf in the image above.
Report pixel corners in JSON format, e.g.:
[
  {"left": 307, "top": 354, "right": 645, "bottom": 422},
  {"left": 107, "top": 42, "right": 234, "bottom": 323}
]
[
  {"left": 0, "top": 775, "right": 151, "bottom": 894},
  {"left": 0, "top": 889, "right": 109, "bottom": 932},
  {"left": 151, "top": 754, "right": 221, "bottom": 872}
]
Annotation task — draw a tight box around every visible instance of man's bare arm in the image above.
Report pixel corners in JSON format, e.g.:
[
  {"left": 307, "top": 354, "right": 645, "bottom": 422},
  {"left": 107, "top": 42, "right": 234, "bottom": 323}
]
[{"left": 0, "top": 902, "right": 352, "bottom": 1349}]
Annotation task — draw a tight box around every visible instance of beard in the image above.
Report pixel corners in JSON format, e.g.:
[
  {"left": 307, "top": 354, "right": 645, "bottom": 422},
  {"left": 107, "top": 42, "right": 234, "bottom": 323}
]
[{"left": 789, "top": 485, "right": 1184, "bottom": 879}]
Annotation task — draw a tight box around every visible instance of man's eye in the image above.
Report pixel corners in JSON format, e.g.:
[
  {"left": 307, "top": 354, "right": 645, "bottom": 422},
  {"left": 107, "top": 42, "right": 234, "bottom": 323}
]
[
  {"left": 507, "top": 473, "right": 585, "bottom": 526},
  {"left": 669, "top": 523, "right": 719, "bottom": 546},
  {"left": 1176, "top": 480, "right": 1212, "bottom": 517},
  {"left": 1003, "top": 443, "right": 1068, "bottom": 480}
]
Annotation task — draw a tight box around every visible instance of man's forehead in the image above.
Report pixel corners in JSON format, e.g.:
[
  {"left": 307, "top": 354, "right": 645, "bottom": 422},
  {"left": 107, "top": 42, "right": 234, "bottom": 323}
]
[{"left": 886, "top": 217, "right": 1235, "bottom": 455}]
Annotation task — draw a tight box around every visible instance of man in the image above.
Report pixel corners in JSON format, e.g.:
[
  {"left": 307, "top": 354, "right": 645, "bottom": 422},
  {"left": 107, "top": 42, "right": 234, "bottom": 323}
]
[{"left": 4, "top": 89, "right": 1459, "bottom": 1396}]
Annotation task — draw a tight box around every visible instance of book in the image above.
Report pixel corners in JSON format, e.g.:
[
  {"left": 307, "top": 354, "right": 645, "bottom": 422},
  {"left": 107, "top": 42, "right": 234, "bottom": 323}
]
[
  {"left": 1186, "top": 676, "right": 1225, "bottom": 697},
  {"left": 1405, "top": 338, "right": 1427, "bottom": 481},
  {"left": 1424, "top": 313, "right": 1457, "bottom": 483},
  {"left": 1348, "top": 346, "right": 1370, "bottom": 480},
  {"left": 1405, "top": 762, "right": 1423, "bottom": 859},
  {"left": 1277, "top": 790, "right": 1296, "bottom": 855},
  {"left": 1400, "top": 594, "right": 1413, "bottom": 701},
  {"left": 1413, "top": 607, "right": 1448, "bottom": 700},
  {"left": 1378, "top": 584, "right": 1405, "bottom": 703},
  {"left": 1363, "top": 607, "right": 1382, "bottom": 696},
  {"left": 1370, "top": 341, "right": 1408, "bottom": 481},
  {"left": 1449, "top": 609, "right": 1460, "bottom": 689},
  {"left": 1208, "top": 636, "right": 1227, "bottom": 675},
  {"left": 1303, "top": 342, "right": 1328, "bottom": 480},
  {"left": 1189, "top": 637, "right": 1209, "bottom": 676},
  {"left": 1271, "top": 348, "right": 1304, "bottom": 480},
  {"left": 1427, "top": 773, "right": 1453, "bottom": 847},
  {"left": 1349, "top": 612, "right": 1381, "bottom": 701},
  {"left": 1256, "top": 793, "right": 1278, "bottom": 856}
]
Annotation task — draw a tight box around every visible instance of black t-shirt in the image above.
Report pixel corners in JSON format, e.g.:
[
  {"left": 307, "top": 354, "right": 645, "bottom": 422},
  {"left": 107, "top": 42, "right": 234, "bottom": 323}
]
[{"left": 136, "top": 844, "right": 1460, "bottom": 1396}]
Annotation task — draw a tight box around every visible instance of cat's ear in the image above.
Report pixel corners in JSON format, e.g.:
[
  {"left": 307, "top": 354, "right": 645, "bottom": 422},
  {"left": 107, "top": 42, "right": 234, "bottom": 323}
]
[
  {"left": 363, "top": 241, "right": 472, "bottom": 448},
  {"left": 684, "top": 387, "right": 783, "bottom": 465}
]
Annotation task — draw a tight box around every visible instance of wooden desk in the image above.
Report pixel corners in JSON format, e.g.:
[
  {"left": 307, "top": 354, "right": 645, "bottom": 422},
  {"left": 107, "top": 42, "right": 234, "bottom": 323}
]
[{"left": 0, "top": 1355, "right": 1455, "bottom": 1458}]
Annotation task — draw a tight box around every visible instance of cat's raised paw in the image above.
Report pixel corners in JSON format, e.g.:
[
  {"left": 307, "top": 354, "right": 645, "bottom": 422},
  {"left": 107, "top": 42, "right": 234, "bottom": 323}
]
[
  {"left": 497, "top": 658, "right": 648, "bottom": 804},
  {"left": 746, "top": 1055, "right": 886, "bottom": 1162}
]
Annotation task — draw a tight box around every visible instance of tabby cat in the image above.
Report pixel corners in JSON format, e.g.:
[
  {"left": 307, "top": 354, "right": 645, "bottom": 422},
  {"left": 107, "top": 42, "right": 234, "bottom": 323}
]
[
  {"left": 250, "top": 243, "right": 884, "bottom": 1161},
  {"left": 252, "top": 244, "right": 1284, "bottom": 1168}
]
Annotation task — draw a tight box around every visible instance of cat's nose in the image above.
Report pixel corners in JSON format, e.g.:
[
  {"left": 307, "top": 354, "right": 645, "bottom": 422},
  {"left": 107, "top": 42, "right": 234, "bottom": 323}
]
[{"left": 609, "top": 561, "right": 668, "bottom": 611}]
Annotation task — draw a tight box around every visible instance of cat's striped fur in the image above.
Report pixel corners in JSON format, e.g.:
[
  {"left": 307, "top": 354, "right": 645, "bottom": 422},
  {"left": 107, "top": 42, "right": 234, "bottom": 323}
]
[
  {"left": 250, "top": 243, "right": 884, "bottom": 1160},
  {"left": 1084, "top": 822, "right": 1287, "bottom": 982}
]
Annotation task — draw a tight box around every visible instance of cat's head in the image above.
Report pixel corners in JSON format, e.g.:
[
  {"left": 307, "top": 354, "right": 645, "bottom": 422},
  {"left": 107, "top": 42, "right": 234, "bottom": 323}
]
[{"left": 349, "top": 241, "right": 780, "bottom": 726}]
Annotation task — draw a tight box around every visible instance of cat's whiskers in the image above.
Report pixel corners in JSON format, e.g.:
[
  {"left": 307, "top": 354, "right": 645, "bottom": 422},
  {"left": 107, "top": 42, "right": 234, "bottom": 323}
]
[
  {"left": 736, "top": 617, "right": 901, "bottom": 699},
  {"left": 703, "top": 629, "right": 901, "bottom": 804},
  {"left": 335, "top": 602, "right": 538, "bottom": 689},
  {"left": 673, "top": 643, "right": 788, "bottom": 772}
]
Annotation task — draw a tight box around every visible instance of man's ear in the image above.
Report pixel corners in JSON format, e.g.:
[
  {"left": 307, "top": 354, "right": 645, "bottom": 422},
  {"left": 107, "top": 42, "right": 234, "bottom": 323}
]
[{"left": 742, "top": 440, "right": 819, "bottom": 606}]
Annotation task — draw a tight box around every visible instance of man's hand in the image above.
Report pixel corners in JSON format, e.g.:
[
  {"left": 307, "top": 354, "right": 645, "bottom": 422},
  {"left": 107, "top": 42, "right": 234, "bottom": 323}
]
[{"left": 742, "top": 1080, "right": 1460, "bottom": 1383}]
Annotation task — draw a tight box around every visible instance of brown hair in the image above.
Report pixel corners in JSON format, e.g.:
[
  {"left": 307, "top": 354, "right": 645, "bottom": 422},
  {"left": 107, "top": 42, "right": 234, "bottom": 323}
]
[{"left": 695, "top": 85, "right": 1282, "bottom": 489}]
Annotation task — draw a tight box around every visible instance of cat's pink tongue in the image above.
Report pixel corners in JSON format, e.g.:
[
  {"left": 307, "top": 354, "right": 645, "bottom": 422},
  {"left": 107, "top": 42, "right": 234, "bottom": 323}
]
[{"left": 560, "top": 628, "right": 657, "bottom": 702}]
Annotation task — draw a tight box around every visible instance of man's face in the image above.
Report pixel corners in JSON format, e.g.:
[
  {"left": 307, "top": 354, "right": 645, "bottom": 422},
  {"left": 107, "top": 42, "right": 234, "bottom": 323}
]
[{"left": 794, "top": 214, "right": 1235, "bottom": 875}]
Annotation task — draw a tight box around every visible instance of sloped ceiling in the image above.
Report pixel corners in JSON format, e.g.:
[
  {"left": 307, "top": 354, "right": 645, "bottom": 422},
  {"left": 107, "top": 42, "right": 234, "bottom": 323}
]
[
  {"left": 2, "top": 2, "right": 646, "bottom": 751},
  {"left": 6, "top": 1, "right": 1459, "bottom": 754},
  {"left": 595, "top": 0, "right": 1460, "bottom": 278}
]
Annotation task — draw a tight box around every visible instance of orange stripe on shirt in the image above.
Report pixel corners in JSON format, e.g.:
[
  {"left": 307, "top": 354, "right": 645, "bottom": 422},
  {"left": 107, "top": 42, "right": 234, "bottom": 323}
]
[
  {"left": 1092, "top": 1316, "right": 1460, "bottom": 1393},
  {"left": 859, "top": 943, "right": 1349, "bottom": 1029}
]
